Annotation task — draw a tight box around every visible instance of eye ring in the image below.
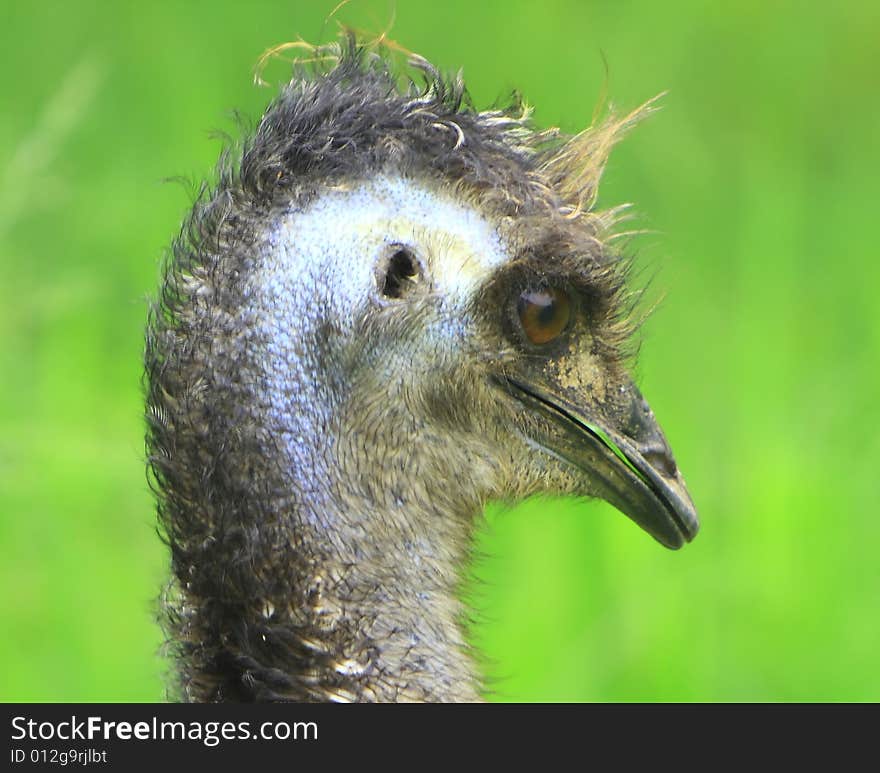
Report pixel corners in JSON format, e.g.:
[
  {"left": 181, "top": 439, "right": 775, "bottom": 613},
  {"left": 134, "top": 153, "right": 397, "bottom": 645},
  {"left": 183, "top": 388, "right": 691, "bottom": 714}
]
[{"left": 516, "top": 286, "right": 572, "bottom": 345}]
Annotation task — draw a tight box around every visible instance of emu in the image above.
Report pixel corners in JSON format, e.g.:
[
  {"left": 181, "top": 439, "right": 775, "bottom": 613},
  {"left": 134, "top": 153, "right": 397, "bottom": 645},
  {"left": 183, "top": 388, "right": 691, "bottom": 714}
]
[{"left": 145, "top": 37, "right": 699, "bottom": 702}]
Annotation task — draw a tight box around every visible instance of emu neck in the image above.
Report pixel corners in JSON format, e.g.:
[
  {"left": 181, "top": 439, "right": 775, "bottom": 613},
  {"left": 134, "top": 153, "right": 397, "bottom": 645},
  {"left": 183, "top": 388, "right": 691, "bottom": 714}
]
[
  {"left": 183, "top": 421, "right": 484, "bottom": 702},
  {"left": 282, "top": 493, "right": 482, "bottom": 702},
  {"left": 191, "top": 485, "right": 484, "bottom": 702}
]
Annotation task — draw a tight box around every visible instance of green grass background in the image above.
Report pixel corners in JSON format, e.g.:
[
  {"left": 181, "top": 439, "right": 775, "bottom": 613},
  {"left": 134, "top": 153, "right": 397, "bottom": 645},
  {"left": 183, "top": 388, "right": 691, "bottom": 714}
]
[{"left": 1, "top": 0, "right": 877, "bottom": 701}]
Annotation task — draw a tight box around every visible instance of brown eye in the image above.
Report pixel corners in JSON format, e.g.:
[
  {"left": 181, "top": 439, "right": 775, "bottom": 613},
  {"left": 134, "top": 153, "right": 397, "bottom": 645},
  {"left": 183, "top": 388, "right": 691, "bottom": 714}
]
[{"left": 517, "top": 287, "right": 571, "bottom": 345}]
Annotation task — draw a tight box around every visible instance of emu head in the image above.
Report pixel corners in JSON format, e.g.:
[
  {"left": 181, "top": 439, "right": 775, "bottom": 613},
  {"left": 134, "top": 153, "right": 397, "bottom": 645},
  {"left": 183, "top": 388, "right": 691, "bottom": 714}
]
[{"left": 146, "top": 39, "right": 698, "bottom": 702}]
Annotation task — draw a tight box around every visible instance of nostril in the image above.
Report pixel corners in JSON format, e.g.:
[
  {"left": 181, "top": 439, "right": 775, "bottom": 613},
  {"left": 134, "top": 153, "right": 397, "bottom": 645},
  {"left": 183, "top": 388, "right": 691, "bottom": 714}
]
[{"left": 642, "top": 445, "right": 678, "bottom": 479}]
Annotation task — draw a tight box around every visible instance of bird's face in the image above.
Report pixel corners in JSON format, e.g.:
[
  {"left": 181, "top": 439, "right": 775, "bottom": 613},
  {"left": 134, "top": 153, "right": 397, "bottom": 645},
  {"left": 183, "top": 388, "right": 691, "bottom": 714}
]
[
  {"left": 481, "top": 276, "right": 699, "bottom": 549},
  {"left": 256, "top": 172, "right": 697, "bottom": 547}
]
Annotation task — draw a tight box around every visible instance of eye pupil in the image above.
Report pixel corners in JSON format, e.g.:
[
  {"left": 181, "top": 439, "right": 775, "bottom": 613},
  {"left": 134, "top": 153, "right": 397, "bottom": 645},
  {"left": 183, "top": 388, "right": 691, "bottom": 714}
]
[
  {"left": 517, "top": 288, "right": 571, "bottom": 345},
  {"left": 538, "top": 303, "right": 556, "bottom": 326}
]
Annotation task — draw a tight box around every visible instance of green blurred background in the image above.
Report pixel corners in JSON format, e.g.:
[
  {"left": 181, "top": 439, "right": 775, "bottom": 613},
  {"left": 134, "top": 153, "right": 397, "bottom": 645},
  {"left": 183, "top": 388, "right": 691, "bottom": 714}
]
[{"left": 1, "top": 0, "right": 877, "bottom": 701}]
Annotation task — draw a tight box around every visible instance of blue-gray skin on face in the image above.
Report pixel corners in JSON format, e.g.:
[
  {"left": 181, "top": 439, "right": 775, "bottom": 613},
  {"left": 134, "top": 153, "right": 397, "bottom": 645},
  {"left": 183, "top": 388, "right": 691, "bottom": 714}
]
[{"left": 145, "top": 37, "right": 698, "bottom": 703}]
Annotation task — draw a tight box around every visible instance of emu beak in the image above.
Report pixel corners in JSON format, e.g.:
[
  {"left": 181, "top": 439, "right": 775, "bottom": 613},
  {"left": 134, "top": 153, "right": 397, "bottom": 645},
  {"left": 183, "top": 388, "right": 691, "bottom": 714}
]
[{"left": 500, "top": 377, "right": 699, "bottom": 549}]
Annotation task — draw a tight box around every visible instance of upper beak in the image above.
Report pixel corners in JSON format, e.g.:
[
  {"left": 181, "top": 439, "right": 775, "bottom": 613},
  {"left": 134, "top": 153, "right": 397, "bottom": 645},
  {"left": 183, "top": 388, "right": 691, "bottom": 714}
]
[{"left": 500, "top": 377, "right": 699, "bottom": 549}]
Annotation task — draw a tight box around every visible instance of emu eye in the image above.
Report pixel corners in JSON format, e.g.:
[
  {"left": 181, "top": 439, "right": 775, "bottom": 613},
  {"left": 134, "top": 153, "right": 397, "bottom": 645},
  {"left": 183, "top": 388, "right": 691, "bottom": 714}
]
[{"left": 517, "top": 288, "right": 571, "bottom": 345}]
